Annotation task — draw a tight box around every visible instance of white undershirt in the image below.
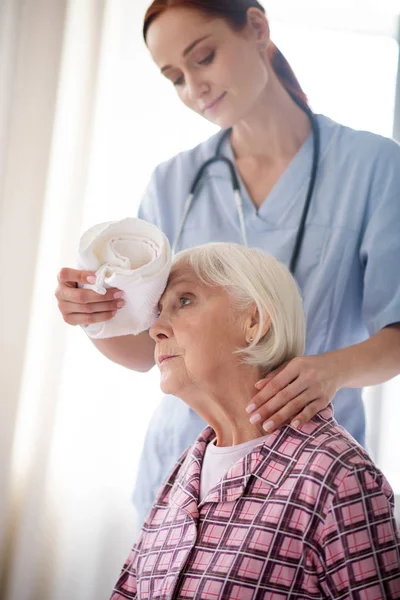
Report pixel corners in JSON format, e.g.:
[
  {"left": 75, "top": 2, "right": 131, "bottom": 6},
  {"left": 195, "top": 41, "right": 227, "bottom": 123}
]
[{"left": 200, "top": 434, "right": 269, "bottom": 503}]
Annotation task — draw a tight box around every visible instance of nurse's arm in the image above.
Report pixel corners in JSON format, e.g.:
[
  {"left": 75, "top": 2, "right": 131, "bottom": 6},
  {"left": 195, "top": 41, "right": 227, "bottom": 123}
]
[
  {"left": 91, "top": 332, "right": 155, "bottom": 372},
  {"left": 55, "top": 268, "right": 156, "bottom": 372},
  {"left": 245, "top": 323, "right": 400, "bottom": 432},
  {"left": 327, "top": 323, "right": 400, "bottom": 389}
]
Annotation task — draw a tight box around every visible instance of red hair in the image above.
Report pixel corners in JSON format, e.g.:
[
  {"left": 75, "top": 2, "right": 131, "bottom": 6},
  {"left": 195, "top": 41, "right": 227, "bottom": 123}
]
[{"left": 143, "top": 0, "right": 308, "bottom": 107}]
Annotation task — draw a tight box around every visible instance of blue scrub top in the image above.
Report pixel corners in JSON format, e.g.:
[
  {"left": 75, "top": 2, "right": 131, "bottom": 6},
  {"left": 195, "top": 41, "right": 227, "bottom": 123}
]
[{"left": 133, "top": 114, "right": 400, "bottom": 525}]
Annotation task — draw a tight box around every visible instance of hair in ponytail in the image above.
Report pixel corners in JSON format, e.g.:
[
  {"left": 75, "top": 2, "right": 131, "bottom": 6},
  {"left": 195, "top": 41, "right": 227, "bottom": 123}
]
[{"left": 143, "top": 0, "right": 307, "bottom": 107}]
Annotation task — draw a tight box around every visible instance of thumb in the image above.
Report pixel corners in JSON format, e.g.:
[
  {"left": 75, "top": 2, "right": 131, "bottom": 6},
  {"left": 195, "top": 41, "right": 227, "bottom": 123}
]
[{"left": 254, "top": 361, "right": 289, "bottom": 390}]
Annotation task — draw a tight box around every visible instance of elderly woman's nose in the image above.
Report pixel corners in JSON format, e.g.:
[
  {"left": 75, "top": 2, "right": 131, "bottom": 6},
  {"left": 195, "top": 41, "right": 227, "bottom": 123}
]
[{"left": 149, "top": 312, "right": 171, "bottom": 341}]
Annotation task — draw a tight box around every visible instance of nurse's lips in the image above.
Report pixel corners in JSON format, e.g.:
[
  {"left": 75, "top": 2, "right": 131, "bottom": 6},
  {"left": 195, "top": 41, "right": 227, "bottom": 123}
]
[
  {"left": 202, "top": 92, "right": 227, "bottom": 113},
  {"left": 158, "top": 354, "right": 178, "bottom": 366}
]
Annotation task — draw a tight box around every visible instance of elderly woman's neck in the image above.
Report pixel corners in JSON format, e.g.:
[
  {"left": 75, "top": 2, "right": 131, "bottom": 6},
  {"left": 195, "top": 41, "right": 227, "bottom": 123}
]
[
  {"left": 212, "top": 411, "right": 266, "bottom": 447},
  {"left": 184, "top": 367, "right": 268, "bottom": 447}
]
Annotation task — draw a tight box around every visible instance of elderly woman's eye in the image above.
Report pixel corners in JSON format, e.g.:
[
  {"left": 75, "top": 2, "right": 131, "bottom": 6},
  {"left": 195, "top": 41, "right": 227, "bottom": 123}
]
[{"left": 180, "top": 297, "right": 191, "bottom": 307}]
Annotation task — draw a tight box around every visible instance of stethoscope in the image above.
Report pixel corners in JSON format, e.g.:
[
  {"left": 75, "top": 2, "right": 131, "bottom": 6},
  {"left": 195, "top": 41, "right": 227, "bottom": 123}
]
[{"left": 172, "top": 99, "right": 320, "bottom": 275}]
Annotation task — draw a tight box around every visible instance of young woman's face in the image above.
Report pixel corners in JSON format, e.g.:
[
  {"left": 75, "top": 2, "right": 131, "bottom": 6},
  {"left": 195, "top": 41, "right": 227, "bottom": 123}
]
[{"left": 146, "top": 7, "right": 270, "bottom": 129}]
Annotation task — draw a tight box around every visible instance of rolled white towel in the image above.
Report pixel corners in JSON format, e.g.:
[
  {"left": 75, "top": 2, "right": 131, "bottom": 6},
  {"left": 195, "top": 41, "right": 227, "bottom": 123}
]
[{"left": 77, "top": 217, "right": 171, "bottom": 338}]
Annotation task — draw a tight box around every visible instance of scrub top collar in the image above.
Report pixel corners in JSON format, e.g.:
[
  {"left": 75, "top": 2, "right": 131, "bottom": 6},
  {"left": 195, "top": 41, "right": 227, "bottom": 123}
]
[{"left": 213, "top": 114, "right": 335, "bottom": 228}]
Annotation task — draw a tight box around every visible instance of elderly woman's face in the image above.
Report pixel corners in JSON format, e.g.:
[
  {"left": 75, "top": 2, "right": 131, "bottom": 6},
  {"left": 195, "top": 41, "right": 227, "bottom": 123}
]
[{"left": 149, "top": 265, "right": 247, "bottom": 396}]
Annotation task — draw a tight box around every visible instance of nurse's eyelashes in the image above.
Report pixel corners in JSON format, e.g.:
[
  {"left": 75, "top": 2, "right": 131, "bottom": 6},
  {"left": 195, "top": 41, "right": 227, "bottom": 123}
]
[
  {"left": 199, "top": 51, "right": 215, "bottom": 65},
  {"left": 171, "top": 51, "right": 216, "bottom": 87}
]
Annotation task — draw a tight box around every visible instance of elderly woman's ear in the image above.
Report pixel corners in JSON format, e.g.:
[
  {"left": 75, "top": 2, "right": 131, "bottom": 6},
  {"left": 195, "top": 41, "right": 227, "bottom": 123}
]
[{"left": 244, "top": 303, "right": 271, "bottom": 343}]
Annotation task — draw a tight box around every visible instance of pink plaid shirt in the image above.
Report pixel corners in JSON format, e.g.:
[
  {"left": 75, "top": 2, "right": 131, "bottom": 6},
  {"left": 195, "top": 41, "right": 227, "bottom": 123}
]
[{"left": 111, "top": 407, "right": 400, "bottom": 599}]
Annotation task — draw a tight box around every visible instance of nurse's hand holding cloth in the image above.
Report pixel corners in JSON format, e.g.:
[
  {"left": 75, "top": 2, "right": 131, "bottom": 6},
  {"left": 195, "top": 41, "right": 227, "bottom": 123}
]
[{"left": 76, "top": 218, "right": 172, "bottom": 338}]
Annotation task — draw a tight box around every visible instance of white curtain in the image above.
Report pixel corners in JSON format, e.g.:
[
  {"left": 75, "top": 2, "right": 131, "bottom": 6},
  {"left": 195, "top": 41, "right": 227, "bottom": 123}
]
[
  {"left": 0, "top": 0, "right": 151, "bottom": 598},
  {"left": 0, "top": 0, "right": 70, "bottom": 594}
]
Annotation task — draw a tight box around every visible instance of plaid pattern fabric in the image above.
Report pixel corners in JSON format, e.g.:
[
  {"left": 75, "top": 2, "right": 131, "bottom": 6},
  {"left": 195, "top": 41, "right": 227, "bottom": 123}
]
[{"left": 111, "top": 407, "right": 400, "bottom": 599}]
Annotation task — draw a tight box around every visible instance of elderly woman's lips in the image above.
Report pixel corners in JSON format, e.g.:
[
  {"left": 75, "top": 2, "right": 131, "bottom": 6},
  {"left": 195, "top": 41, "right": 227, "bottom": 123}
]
[{"left": 158, "top": 355, "right": 178, "bottom": 365}]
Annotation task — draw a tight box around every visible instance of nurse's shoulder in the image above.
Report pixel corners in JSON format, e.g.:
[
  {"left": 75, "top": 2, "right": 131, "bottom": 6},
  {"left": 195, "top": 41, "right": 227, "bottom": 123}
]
[
  {"left": 138, "top": 130, "right": 224, "bottom": 239},
  {"left": 319, "top": 115, "right": 400, "bottom": 224},
  {"left": 346, "top": 123, "right": 400, "bottom": 219},
  {"left": 328, "top": 115, "right": 400, "bottom": 175}
]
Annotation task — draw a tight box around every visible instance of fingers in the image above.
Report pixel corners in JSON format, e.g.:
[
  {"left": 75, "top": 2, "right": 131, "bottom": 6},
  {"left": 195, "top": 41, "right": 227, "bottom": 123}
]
[
  {"left": 56, "top": 284, "right": 122, "bottom": 304},
  {"left": 246, "top": 356, "right": 334, "bottom": 434},
  {"left": 58, "top": 295, "right": 126, "bottom": 325},
  {"left": 65, "top": 310, "right": 118, "bottom": 326},
  {"left": 249, "top": 387, "right": 329, "bottom": 434},
  {"left": 259, "top": 391, "right": 320, "bottom": 432},
  {"left": 55, "top": 267, "right": 125, "bottom": 326},
  {"left": 254, "top": 362, "right": 288, "bottom": 391},
  {"left": 55, "top": 268, "right": 122, "bottom": 303},
  {"left": 253, "top": 371, "right": 278, "bottom": 392},
  {"left": 57, "top": 267, "right": 97, "bottom": 287},
  {"left": 247, "top": 361, "right": 299, "bottom": 413},
  {"left": 248, "top": 379, "right": 308, "bottom": 427},
  {"left": 289, "top": 398, "right": 328, "bottom": 429}
]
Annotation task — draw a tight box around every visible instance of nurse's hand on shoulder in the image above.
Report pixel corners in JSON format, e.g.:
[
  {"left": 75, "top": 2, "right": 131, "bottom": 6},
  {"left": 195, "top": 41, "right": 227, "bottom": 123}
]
[
  {"left": 246, "top": 355, "right": 339, "bottom": 433},
  {"left": 55, "top": 268, "right": 125, "bottom": 326}
]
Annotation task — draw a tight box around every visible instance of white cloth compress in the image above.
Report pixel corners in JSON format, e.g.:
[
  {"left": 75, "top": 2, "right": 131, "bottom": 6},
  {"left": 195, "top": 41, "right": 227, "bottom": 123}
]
[{"left": 77, "top": 217, "right": 171, "bottom": 338}]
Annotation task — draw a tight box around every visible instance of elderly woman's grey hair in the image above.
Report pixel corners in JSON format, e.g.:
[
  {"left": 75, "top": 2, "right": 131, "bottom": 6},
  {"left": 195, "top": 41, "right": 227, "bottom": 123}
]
[{"left": 173, "top": 243, "right": 306, "bottom": 375}]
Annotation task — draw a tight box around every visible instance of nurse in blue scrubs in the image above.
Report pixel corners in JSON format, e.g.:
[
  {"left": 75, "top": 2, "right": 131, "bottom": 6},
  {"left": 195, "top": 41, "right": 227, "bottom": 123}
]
[{"left": 55, "top": 0, "right": 400, "bottom": 525}]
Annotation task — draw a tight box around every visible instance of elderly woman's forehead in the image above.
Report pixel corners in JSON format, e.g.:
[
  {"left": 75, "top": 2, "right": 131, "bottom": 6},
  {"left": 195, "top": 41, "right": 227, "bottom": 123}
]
[
  {"left": 168, "top": 263, "right": 197, "bottom": 285},
  {"left": 159, "top": 265, "right": 199, "bottom": 300}
]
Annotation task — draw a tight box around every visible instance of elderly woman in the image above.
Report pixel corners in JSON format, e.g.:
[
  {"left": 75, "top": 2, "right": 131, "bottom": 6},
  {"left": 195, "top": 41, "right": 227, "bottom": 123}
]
[{"left": 111, "top": 243, "right": 400, "bottom": 600}]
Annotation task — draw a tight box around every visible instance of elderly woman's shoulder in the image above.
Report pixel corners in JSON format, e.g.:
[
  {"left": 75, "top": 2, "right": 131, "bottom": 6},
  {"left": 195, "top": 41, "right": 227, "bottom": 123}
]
[{"left": 291, "top": 417, "right": 389, "bottom": 498}]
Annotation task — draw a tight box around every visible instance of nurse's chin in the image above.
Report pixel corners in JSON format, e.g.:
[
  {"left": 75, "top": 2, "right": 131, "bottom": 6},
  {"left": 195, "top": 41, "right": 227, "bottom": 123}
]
[
  {"left": 202, "top": 113, "right": 236, "bottom": 130},
  {"left": 200, "top": 105, "right": 238, "bottom": 130}
]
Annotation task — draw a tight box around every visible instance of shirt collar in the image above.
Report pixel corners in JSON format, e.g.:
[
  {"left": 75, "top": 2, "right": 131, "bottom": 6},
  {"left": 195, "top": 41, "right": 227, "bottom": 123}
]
[{"left": 169, "top": 406, "right": 335, "bottom": 513}]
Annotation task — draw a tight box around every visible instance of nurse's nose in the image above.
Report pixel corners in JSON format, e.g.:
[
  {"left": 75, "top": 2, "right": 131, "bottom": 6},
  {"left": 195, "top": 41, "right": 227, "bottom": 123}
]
[{"left": 185, "top": 73, "right": 210, "bottom": 103}]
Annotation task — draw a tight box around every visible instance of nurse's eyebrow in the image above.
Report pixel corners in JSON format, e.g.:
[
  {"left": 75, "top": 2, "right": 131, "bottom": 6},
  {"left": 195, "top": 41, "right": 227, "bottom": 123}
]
[{"left": 161, "top": 35, "right": 212, "bottom": 73}]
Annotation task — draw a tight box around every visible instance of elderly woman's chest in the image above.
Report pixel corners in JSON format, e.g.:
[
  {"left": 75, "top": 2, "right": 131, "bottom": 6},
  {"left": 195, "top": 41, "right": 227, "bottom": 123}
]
[{"left": 136, "top": 493, "right": 321, "bottom": 599}]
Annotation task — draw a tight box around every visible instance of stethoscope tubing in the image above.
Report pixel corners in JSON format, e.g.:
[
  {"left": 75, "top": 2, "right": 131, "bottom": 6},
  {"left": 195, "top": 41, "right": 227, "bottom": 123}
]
[
  {"left": 289, "top": 103, "right": 320, "bottom": 273},
  {"left": 172, "top": 101, "right": 320, "bottom": 275}
]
